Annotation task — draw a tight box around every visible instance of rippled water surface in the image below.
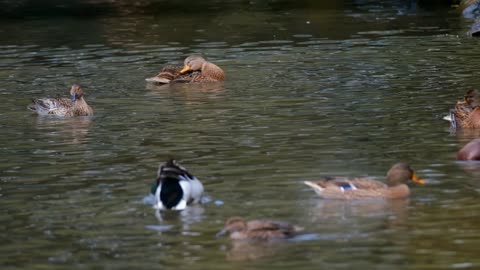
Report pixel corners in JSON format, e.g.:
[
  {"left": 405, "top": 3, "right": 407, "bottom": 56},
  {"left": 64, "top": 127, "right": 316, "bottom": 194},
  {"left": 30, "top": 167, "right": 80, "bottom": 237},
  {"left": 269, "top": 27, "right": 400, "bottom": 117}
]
[{"left": 1, "top": 0, "right": 480, "bottom": 269}]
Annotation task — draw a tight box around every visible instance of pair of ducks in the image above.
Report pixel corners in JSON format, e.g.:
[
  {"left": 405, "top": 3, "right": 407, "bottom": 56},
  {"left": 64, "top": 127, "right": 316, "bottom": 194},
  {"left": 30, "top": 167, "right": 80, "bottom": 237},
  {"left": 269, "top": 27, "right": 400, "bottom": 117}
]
[
  {"left": 154, "top": 159, "right": 425, "bottom": 241},
  {"left": 28, "top": 55, "right": 224, "bottom": 117}
]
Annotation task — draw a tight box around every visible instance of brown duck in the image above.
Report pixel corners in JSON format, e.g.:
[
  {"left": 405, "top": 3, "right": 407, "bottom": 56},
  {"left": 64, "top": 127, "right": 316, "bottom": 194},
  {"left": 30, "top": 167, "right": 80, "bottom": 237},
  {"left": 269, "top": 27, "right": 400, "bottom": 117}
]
[
  {"left": 28, "top": 84, "right": 94, "bottom": 117},
  {"left": 303, "top": 162, "right": 425, "bottom": 200},
  {"left": 445, "top": 89, "right": 480, "bottom": 129},
  {"left": 146, "top": 55, "right": 225, "bottom": 84},
  {"left": 216, "top": 217, "right": 303, "bottom": 241}
]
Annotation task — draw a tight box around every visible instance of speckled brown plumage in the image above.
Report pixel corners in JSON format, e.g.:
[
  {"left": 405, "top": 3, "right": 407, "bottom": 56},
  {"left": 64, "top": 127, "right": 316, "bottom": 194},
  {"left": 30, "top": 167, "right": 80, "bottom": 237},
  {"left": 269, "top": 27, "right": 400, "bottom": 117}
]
[
  {"left": 146, "top": 55, "right": 225, "bottom": 84},
  {"left": 28, "top": 84, "right": 93, "bottom": 117},
  {"left": 304, "top": 163, "right": 425, "bottom": 200},
  {"left": 448, "top": 89, "right": 480, "bottom": 129},
  {"left": 216, "top": 217, "right": 302, "bottom": 241}
]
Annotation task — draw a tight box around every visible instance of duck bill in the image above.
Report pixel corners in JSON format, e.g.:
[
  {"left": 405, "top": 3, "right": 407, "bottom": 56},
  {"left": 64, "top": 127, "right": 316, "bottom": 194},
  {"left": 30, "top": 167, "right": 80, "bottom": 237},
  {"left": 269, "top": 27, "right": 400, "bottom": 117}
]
[
  {"left": 71, "top": 93, "right": 77, "bottom": 102},
  {"left": 179, "top": 65, "right": 191, "bottom": 74},
  {"left": 215, "top": 228, "right": 227, "bottom": 238},
  {"left": 411, "top": 172, "right": 425, "bottom": 185}
]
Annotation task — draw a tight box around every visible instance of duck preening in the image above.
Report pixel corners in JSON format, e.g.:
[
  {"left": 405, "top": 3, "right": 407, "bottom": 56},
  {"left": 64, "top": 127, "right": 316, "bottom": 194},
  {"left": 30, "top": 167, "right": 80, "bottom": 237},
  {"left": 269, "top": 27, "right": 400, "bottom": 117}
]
[
  {"left": 216, "top": 217, "right": 303, "bottom": 241},
  {"left": 28, "top": 84, "right": 94, "bottom": 117},
  {"left": 146, "top": 55, "right": 225, "bottom": 84},
  {"left": 303, "top": 162, "right": 425, "bottom": 200},
  {"left": 444, "top": 89, "right": 480, "bottom": 129},
  {"left": 151, "top": 159, "right": 204, "bottom": 210}
]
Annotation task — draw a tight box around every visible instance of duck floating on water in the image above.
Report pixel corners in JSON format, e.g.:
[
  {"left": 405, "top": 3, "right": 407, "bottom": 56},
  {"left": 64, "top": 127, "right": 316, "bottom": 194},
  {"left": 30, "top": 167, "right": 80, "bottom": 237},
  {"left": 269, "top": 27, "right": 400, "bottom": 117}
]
[
  {"left": 146, "top": 55, "right": 225, "bottom": 84},
  {"left": 444, "top": 89, "right": 480, "bottom": 129},
  {"left": 28, "top": 84, "right": 94, "bottom": 117},
  {"left": 151, "top": 159, "right": 204, "bottom": 210},
  {"left": 303, "top": 162, "right": 425, "bottom": 200},
  {"left": 216, "top": 217, "right": 303, "bottom": 241}
]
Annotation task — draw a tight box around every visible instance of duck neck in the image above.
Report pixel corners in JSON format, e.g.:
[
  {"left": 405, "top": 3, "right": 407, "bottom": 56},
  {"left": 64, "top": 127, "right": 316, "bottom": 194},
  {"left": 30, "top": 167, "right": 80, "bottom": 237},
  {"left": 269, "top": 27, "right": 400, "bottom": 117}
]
[{"left": 72, "top": 97, "right": 93, "bottom": 115}]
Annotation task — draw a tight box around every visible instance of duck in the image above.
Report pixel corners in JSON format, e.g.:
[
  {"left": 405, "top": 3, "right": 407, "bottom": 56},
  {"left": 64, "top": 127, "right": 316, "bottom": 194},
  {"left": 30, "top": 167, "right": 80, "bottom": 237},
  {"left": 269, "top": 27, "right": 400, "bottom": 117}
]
[
  {"left": 303, "top": 162, "right": 425, "bottom": 200},
  {"left": 28, "top": 84, "right": 94, "bottom": 117},
  {"left": 444, "top": 89, "right": 480, "bottom": 129},
  {"left": 151, "top": 159, "right": 204, "bottom": 210},
  {"left": 216, "top": 217, "right": 303, "bottom": 241},
  {"left": 145, "top": 55, "right": 225, "bottom": 84},
  {"left": 457, "top": 139, "right": 480, "bottom": 160}
]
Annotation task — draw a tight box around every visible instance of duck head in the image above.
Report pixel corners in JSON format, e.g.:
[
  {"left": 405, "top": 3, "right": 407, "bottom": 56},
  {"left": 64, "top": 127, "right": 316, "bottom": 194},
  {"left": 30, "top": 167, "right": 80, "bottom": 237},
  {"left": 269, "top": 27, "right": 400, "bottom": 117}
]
[
  {"left": 70, "top": 84, "right": 84, "bottom": 102},
  {"left": 180, "top": 55, "right": 207, "bottom": 74},
  {"left": 216, "top": 217, "right": 247, "bottom": 237},
  {"left": 386, "top": 162, "right": 425, "bottom": 187}
]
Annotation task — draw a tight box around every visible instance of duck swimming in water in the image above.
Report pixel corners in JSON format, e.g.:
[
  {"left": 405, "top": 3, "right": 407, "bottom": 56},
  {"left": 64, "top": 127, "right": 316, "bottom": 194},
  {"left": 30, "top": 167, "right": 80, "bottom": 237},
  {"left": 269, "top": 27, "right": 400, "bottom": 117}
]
[
  {"left": 303, "top": 162, "right": 425, "bottom": 200},
  {"left": 28, "top": 84, "right": 94, "bottom": 117},
  {"left": 151, "top": 159, "right": 204, "bottom": 210},
  {"left": 146, "top": 55, "right": 225, "bottom": 84},
  {"left": 216, "top": 217, "right": 303, "bottom": 241}
]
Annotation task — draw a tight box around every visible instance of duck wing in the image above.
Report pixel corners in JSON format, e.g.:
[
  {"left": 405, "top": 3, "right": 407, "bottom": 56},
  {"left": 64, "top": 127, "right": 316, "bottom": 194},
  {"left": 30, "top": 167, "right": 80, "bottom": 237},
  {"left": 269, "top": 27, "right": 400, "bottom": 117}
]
[{"left": 29, "top": 97, "right": 72, "bottom": 116}]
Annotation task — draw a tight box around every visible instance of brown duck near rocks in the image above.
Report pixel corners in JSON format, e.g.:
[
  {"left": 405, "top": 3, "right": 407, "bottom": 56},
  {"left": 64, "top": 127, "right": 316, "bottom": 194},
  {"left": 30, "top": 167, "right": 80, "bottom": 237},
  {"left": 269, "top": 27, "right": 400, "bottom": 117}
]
[
  {"left": 28, "top": 84, "right": 94, "bottom": 117},
  {"left": 444, "top": 89, "right": 480, "bottom": 129},
  {"left": 457, "top": 139, "right": 480, "bottom": 160},
  {"left": 146, "top": 55, "right": 225, "bottom": 84},
  {"left": 303, "top": 162, "right": 425, "bottom": 200},
  {"left": 216, "top": 217, "right": 303, "bottom": 241}
]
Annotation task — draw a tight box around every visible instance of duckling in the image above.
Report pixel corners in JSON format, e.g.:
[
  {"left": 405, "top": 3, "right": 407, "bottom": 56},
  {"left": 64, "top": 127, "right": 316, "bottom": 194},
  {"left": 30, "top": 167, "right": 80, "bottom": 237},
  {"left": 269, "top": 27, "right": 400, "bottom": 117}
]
[
  {"left": 28, "top": 84, "right": 93, "bottom": 117},
  {"left": 146, "top": 55, "right": 225, "bottom": 84},
  {"left": 216, "top": 217, "right": 303, "bottom": 241},
  {"left": 151, "top": 159, "right": 204, "bottom": 210},
  {"left": 303, "top": 162, "right": 425, "bottom": 200},
  {"left": 445, "top": 89, "right": 480, "bottom": 129}
]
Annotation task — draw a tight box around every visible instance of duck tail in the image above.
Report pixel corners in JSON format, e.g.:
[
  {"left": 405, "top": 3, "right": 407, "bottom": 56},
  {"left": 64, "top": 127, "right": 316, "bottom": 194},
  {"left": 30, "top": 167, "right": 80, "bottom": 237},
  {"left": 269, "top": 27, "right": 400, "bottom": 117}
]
[
  {"left": 27, "top": 99, "right": 37, "bottom": 111},
  {"left": 303, "top": 181, "right": 325, "bottom": 196}
]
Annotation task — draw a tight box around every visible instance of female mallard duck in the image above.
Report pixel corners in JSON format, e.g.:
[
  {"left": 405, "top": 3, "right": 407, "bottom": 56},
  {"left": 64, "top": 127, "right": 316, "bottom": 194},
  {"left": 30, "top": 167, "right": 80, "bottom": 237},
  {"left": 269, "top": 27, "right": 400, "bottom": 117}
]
[
  {"left": 303, "top": 162, "right": 425, "bottom": 200},
  {"left": 28, "top": 84, "right": 94, "bottom": 117},
  {"left": 145, "top": 55, "right": 225, "bottom": 84},
  {"left": 444, "top": 89, "right": 480, "bottom": 129},
  {"left": 151, "top": 159, "right": 204, "bottom": 210},
  {"left": 216, "top": 217, "right": 303, "bottom": 241}
]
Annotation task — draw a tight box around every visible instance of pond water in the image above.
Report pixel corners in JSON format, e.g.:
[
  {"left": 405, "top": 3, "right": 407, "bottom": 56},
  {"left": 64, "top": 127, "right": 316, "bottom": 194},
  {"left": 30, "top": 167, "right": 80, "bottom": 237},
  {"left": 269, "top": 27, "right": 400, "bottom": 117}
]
[{"left": 1, "top": 0, "right": 480, "bottom": 269}]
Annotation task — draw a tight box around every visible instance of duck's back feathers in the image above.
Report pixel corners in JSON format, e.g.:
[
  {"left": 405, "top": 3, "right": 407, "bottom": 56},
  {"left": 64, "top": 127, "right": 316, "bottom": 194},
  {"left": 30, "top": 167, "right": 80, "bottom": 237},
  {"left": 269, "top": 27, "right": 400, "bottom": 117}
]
[
  {"left": 447, "top": 89, "right": 480, "bottom": 129},
  {"left": 153, "top": 159, "right": 204, "bottom": 210},
  {"left": 28, "top": 97, "right": 72, "bottom": 116}
]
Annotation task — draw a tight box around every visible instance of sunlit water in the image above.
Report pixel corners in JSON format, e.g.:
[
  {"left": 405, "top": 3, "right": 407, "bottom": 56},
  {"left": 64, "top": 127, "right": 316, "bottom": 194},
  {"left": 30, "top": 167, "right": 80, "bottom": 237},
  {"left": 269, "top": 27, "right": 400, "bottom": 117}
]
[{"left": 1, "top": 1, "right": 480, "bottom": 269}]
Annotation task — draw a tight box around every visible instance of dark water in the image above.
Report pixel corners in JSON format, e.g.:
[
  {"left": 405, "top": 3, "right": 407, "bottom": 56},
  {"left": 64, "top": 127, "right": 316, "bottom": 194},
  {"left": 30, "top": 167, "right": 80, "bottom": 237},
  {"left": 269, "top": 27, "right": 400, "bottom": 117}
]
[{"left": 1, "top": 0, "right": 480, "bottom": 269}]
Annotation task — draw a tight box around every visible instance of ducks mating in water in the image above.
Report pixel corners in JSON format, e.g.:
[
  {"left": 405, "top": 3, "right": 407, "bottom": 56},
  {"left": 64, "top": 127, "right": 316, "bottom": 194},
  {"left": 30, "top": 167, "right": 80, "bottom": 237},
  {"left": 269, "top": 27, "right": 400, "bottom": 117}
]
[
  {"left": 151, "top": 159, "right": 204, "bottom": 210},
  {"left": 216, "top": 217, "right": 303, "bottom": 241},
  {"left": 145, "top": 55, "right": 225, "bottom": 84},
  {"left": 303, "top": 162, "right": 425, "bottom": 200},
  {"left": 28, "top": 84, "right": 94, "bottom": 117},
  {"left": 444, "top": 89, "right": 480, "bottom": 129}
]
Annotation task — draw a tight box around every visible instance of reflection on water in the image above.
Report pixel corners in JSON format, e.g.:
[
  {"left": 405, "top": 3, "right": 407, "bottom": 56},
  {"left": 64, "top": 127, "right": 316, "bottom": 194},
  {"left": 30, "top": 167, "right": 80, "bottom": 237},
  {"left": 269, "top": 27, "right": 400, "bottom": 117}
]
[
  {"left": 32, "top": 116, "right": 93, "bottom": 145},
  {"left": 1, "top": 0, "right": 480, "bottom": 269}
]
